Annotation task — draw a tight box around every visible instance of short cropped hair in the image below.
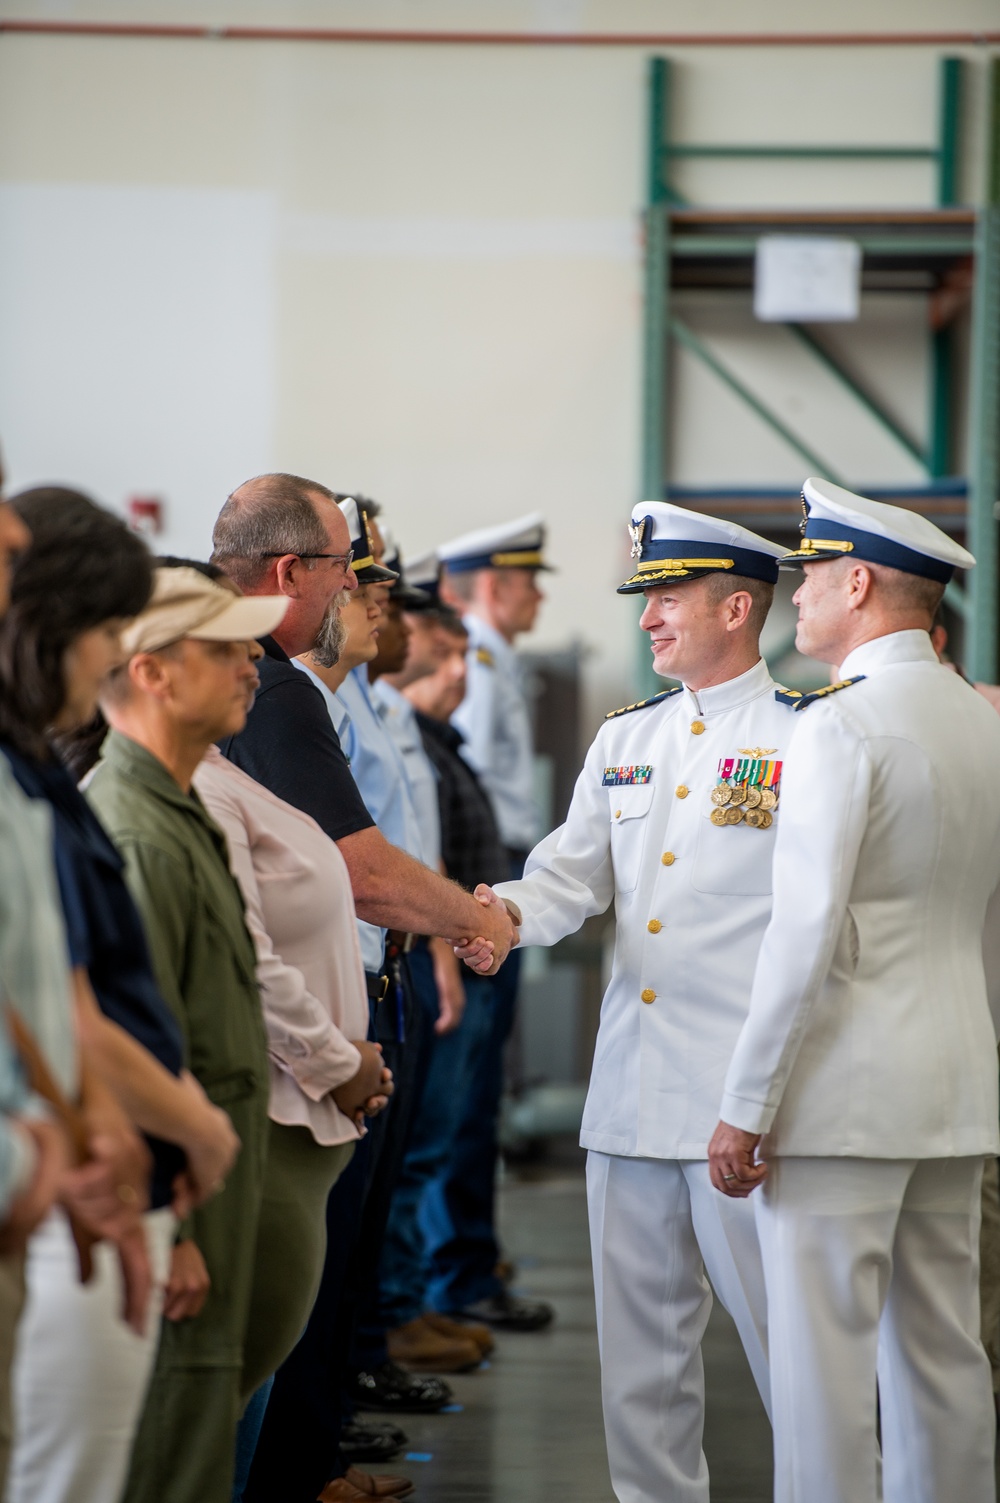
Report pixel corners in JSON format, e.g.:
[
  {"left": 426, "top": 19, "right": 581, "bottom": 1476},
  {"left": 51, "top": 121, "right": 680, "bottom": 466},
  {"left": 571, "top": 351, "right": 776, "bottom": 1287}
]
[
  {"left": 211, "top": 473, "right": 337, "bottom": 589},
  {"left": 434, "top": 608, "right": 469, "bottom": 637},
  {"left": 866, "top": 561, "right": 945, "bottom": 618},
  {"left": 702, "top": 573, "right": 775, "bottom": 639},
  {"left": 440, "top": 568, "right": 477, "bottom": 604}
]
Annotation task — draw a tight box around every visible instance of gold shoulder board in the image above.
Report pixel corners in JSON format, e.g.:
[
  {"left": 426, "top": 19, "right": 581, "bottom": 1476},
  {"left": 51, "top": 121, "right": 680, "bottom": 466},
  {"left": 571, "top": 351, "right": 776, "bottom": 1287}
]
[
  {"left": 605, "top": 686, "right": 683, "bottom": 720},
  {"left": 775, "top": 674, "right": 866, "bottom": 711}
]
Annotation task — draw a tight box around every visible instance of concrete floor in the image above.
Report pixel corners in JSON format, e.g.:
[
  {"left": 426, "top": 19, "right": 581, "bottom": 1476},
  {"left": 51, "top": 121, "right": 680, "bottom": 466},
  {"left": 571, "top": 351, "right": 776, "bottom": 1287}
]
[{"left": 378, "top": 1145, "right": 772, "bottom": 1503}]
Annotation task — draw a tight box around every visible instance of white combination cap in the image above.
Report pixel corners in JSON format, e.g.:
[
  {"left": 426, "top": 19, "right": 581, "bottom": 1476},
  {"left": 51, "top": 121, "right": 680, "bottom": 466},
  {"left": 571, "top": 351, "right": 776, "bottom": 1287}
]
[
  {"left": 781, "top": 477, "right": 974, "bottom": 583},
  {"left": 437, "top": 512, "right": 552, "bottom": 573},
  {"left": 618, "top": 501, "right": 785, "bottom": 594}
]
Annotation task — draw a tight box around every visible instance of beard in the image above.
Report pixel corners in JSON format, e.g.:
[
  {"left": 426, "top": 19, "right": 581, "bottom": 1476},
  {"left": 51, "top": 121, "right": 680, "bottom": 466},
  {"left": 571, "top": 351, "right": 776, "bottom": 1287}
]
[{"left": 311, "top": 591, "right": 350, "bottom": 668}]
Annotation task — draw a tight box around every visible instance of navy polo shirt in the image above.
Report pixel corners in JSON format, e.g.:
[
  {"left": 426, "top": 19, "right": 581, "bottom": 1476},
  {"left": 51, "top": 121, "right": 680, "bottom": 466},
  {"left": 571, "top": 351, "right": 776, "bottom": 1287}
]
[
  {"left": 219, "top": 635, "right": 374, "bottom": 843},
  {"left": 3, "top": 744, "right": 186, "bottom": 1210}
]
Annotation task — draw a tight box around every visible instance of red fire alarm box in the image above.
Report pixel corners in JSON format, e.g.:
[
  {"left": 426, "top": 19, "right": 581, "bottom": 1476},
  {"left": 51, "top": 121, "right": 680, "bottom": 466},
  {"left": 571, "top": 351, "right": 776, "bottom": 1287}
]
[{"left": 127, "top": 496, "right": 164, "bottom": 537}]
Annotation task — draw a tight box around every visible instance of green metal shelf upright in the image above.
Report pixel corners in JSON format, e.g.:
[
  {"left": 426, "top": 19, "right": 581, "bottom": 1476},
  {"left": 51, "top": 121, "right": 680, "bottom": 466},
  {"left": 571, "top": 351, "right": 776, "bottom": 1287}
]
[{"left": 640, "top": 53, "right": 1000, "bottom": 682}]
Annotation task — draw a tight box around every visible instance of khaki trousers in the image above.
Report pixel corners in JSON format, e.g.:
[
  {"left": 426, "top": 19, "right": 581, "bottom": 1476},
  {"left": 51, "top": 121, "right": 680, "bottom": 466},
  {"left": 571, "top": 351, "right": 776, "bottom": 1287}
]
[{"left": 241, "top": 1125, "right": 354, "bottom": 1400}]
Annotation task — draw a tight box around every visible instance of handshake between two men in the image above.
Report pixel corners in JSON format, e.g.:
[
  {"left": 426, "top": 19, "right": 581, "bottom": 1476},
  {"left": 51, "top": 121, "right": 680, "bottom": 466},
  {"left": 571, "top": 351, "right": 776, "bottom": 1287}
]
[{"left": 452, "top": 885, "right": 521, "bottom": 976}]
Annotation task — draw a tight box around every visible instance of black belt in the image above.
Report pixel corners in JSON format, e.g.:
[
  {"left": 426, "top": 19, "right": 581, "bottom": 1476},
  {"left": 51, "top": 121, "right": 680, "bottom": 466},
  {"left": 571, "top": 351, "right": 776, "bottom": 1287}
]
[{"left": 365, "top": 971, "right": 389, "bottom": 1003}]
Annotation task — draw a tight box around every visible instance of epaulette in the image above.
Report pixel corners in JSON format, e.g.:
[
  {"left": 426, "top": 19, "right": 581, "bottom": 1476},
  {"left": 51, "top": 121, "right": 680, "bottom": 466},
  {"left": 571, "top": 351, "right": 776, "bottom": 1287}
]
[
  {"left": 774, "top": 674, "right": 866, "bottom": 710},
  {"left": 475, "top": 647, "right": 495, "bottom": 668},
  {"left": 605, "top": 686, "right": 683, "bottom": 720}
]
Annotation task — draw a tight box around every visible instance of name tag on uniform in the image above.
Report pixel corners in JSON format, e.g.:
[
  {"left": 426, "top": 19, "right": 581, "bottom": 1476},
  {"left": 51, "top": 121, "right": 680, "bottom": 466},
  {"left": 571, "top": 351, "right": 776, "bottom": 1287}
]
[{"left": 603, "top": 765, "right": 653, "bottom": 786}]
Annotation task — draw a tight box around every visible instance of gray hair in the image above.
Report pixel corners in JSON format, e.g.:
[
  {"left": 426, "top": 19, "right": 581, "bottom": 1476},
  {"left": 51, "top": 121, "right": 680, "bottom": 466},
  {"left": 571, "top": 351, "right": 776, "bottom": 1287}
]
[{"left": 211, "top": 472, "right": 337, "bottom": 590}]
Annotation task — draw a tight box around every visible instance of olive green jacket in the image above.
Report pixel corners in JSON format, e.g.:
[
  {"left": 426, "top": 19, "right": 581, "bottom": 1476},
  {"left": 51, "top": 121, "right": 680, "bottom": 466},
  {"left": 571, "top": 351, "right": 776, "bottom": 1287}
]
[
  {"left": 87, "top": 730, "right": 267, "bottom": 1099},
  {"left": 89, "top": 730, "right": 271, "bottom": 1502}
]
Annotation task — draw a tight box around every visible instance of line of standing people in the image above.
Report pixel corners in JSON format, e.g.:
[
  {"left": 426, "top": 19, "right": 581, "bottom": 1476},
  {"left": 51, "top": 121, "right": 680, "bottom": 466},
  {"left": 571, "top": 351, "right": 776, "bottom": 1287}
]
[{"left": 0, "top": 463, "right": 557, "bottom": 1503}]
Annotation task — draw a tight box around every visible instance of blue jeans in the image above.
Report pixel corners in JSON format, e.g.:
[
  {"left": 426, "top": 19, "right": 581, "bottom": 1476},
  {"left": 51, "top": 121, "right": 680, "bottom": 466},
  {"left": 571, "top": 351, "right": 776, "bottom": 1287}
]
[
  {"left": 378, "top": 974, "right": 496, "bottom": 1327},
  {"left": 232, "top": 1377, "right": 273, "bottom": 1502},
  {"left": 422, "top": 950, "right": 521, "bottom": 1311}
]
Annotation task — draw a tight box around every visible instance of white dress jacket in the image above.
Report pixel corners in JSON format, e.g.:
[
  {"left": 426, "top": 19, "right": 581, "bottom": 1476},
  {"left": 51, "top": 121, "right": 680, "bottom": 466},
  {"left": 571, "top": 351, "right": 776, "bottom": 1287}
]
[
  {"left": 496, "top": 658, "right": 796, "bottom": 1159},
  {"left": 721, "top": 630, "right": 1000, "bottom": 1159}
]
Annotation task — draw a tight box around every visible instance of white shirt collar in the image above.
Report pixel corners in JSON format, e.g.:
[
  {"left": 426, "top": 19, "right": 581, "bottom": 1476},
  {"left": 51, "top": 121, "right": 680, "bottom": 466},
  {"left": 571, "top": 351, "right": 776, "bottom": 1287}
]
[
  {"left": 839, "top": 629, "right": 937, "bottom": 679},
  {"left": 682, "top": 657, "right": 773, "bottom": 717}
]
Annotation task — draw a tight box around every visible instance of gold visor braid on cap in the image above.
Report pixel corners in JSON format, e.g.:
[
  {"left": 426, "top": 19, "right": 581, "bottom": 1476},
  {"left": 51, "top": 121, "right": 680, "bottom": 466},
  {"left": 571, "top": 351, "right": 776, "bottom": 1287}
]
[
  {"left": 793, "top": 539, "right": 855, "bottom": 556},
  {"left": 355, "top": 511, "right": 377, "bottom": 573},
  {"left": 636, "top": 557, "right": 735, "bottom": 573},
  {"left": 490, "top": 549, "right": 543, "bottom": 567}
]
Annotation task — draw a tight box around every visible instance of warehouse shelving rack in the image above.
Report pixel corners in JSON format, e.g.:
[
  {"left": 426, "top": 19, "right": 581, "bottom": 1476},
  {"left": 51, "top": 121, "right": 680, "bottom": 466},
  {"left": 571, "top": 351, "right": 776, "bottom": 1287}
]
[{"left": 640, "top": 53, "right": 1000, "bottom": 681}]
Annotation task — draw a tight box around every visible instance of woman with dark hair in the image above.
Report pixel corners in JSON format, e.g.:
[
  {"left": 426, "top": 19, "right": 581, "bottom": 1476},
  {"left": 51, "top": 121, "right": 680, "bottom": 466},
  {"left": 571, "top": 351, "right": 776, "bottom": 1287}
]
[{"left": 0, "top": 489, "right": 240, "bottom": 1503}]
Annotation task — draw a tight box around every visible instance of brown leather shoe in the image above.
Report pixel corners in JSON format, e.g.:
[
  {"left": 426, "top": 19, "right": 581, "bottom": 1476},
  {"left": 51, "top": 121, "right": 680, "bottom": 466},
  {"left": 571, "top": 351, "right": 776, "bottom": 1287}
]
[
  {"left": 318, "top": 1470, "right": 414, "bottom": 1502},
  {"left": 386, "top": 1317, "right": 481, "bottom": 1373},
  {"left": 421, "top": 1310, "right": 495, "bottom": 1357}
]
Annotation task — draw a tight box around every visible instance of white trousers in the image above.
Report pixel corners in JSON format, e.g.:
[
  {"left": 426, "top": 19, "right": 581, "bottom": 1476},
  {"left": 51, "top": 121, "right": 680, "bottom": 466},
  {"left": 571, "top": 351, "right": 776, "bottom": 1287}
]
[
  {"left": 6, "top": 1205, "right": 175, "bottom": 1503},
  {"left": 757, "top": 1156, "right": 996, "bottom": 1503},
  {"left": 586, "top": 1152, "right": 770, "bottom": 1503}
]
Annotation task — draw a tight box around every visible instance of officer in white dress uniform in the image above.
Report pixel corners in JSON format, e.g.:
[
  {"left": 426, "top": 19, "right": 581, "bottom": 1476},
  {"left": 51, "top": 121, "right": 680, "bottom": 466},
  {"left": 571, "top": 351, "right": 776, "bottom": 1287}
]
[
  {"left": 466, "top": 503, "right": 795, "bottom": 1500},
  {"left": 710, "top": 478, "right": 1000, "bottom": 1503}
]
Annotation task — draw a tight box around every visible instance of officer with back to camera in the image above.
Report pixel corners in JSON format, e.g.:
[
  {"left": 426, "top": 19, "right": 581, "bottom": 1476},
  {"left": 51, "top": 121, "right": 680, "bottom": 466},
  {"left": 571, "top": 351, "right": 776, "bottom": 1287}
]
[
  {"left": 460, "top": 501, "right": 797, "bottom": 1502},
  {"left": 710, "top": 478, "right": 1000, "bottom": 1503}
]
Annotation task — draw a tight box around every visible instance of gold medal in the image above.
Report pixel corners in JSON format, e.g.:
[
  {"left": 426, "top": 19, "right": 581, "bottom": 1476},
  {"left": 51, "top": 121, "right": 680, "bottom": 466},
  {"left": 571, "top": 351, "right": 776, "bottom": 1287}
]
[
  {"left": 711, "top": 785, "right": 733, "bottom": 807},
  {"left": 725, "top": 806, "right": 745, "bottom": 825},
  {"left": 760, "top": 788, "right": 778, "bottom": 811},
  {"left": 744, "top": 786, "right": 763, "bottom": 809},
  {"left": 710, "top": 807, "right": 729, "bottom": 826},
  {"left": 744, "top": 807, "right": 764, "bottom": 828},
  {"left": 757, "top": 810, "right": 773, "bottom": 829}
]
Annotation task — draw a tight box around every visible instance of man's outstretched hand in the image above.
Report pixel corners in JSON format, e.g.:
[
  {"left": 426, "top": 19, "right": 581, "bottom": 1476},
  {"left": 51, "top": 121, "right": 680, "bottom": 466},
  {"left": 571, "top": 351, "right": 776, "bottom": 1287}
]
[
  {"left": 708, "top": 1120, "right": 767, "bottom": 1197},
  {"left": 452, "top": 885, "right": 520, "bottom": 976}
]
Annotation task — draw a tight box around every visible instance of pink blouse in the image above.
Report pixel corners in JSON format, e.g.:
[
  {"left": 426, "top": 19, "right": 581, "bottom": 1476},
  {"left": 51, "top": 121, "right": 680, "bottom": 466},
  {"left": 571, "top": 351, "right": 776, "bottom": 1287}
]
[{"left": 193, "top": 746, "right": 367, "bottom": 1146}]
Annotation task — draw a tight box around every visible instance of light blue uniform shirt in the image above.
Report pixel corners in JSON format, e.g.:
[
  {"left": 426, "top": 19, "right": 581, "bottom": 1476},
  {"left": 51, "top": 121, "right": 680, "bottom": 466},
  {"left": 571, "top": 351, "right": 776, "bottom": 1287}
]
[
  {"left": 296, "top": 662, "right": 429, "bottom": 974},
  {"left": 451, "top": 616, "right": 539, "bottom": 852},
  {"left": 372, "top": 679, "right": 442, "bottom": 871}
]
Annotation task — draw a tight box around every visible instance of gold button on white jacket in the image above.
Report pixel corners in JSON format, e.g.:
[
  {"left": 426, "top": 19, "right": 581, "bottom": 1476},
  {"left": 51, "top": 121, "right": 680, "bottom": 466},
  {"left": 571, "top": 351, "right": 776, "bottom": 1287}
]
[{"left": 497, "top": 657, "right": 796, "bottom": 1160}]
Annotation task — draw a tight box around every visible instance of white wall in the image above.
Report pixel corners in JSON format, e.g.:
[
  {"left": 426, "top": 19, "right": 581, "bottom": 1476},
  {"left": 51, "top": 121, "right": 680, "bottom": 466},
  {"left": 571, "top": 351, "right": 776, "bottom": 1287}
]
[{"left": 0, "top": 0, "right": 996, "bottom": 731}]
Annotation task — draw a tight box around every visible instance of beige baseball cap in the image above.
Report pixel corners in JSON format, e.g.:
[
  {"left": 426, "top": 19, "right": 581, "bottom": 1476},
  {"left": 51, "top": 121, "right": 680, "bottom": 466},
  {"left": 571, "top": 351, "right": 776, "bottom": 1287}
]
[{"left": 119, "top": 566, "right": 288, "bottom": 657}]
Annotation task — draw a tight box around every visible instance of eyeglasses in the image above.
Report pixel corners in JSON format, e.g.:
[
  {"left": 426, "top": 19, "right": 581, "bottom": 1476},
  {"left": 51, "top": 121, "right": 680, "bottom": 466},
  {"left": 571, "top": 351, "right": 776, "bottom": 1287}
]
[{"left": 259, "top": 550, "right": 354, "bottom": 570}]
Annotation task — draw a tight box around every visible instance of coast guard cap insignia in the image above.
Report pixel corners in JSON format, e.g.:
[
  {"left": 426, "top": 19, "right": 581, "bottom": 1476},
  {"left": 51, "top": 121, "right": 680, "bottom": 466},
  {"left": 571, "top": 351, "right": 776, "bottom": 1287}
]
[{"left": 628, "top": 518, "right": 646, "bottom": 560}]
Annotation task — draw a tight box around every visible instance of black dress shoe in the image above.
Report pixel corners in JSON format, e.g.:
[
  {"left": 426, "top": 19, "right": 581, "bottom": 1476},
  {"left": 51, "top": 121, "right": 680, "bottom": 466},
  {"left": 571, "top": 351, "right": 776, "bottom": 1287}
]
[
  {"left": 344, "top": 1419, "right": 409, "bottom": 1448},
  {"left": 454, "top": 1291, "right": 555, "bottom": 1332},
  {"left": 350, "top": 1360, "right": 453, "bottom": 1414},
  {"left": 339, "top": 1421, "right": 408, "bottom": 1464}
]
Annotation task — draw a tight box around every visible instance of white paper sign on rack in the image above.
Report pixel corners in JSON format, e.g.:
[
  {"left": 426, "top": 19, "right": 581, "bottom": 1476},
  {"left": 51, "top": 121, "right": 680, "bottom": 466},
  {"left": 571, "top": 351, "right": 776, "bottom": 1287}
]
[{"left": 753, "top": 236, "right": 862, "bottom": 322}]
